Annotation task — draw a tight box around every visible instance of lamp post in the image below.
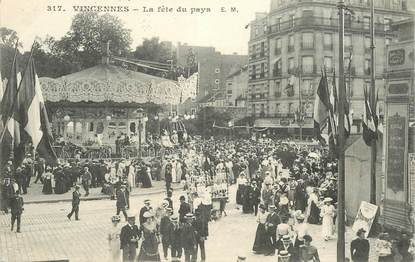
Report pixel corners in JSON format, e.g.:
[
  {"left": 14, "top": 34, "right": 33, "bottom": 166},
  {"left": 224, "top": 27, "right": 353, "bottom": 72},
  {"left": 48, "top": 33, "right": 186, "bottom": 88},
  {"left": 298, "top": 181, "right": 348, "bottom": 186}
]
[{"left": 136, "top": 108, "right": 144, "bottom": 158}]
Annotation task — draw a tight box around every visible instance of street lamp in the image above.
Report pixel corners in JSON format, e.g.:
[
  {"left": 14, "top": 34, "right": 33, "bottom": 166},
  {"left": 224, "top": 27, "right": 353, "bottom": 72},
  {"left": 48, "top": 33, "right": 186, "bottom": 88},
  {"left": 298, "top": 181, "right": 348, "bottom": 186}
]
[{"left": 136, "top": 108, "right": 144, "bottom": 158}]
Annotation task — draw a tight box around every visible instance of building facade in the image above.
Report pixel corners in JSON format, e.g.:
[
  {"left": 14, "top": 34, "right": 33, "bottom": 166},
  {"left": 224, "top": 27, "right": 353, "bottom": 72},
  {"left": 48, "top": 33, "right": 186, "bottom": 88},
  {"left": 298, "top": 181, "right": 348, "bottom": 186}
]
[
  {"left": 176, "top": 43, "right": 247, "bottom": 100},
  {"left": 247, "top": 0, "right": 413, "bottom": 137},
  {"left": 225, "top": 66, "right": 248, "bottom": 107},
  {"left": 383, "top": 18, "right": 414, "bottom": 233}
]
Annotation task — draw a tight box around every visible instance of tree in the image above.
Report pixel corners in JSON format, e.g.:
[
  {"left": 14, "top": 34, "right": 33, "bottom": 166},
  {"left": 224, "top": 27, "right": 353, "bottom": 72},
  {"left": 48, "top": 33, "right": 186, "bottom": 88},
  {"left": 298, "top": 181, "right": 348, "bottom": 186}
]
[
  {"left": 195, "top": 107, "right": 231, "bottom": 137},
  {"left": 134, "top": 37, "right": 172, "bottom": 63},
  {"left": 0, "top": 28, "right": 21, "bottom": 48},
  {"left": 54, "top": 12, "right": 132, "bottom": 69}
]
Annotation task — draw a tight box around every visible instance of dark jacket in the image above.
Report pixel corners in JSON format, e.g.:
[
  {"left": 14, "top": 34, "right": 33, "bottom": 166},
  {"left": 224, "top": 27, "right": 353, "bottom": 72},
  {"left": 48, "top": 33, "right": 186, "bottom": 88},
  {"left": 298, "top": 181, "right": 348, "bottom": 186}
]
[
  {"left": 139, "top": 206, "right": 151, "bottom": 225},
  {"left": 350, "top": 238, "right": 369, "bottom": 262},
  {"left": 266, "top": 212, "right": 281, "bottom": 233},
  {"left": 178, "top": 202, "right": 191, "bottom": 223},
  {"left": 169, "top": 223, "right": 182, "bottom": 248},
  {"left": 120, "top": 224, "right": 140, "bottom": 249},
  {"left": 72, "top": 190, "right": 81, "bottom": 206},
  {"left": 181, "top": 222, "right": 197, "bottom": 250},
  {"left": 116, "top": 190, "right": 128, "bottom": 208},
  {"left": 193, "top": 217, "right": 208, "bottom": 238},
  {"left": 10, "top": 196, "right": 24, "bottom": 215},
  {"left": 160, "top": 216, "right": 171, "bottom": 237},
  {"left": 251, "top": 187, "right": 261, "bottom": 204}
]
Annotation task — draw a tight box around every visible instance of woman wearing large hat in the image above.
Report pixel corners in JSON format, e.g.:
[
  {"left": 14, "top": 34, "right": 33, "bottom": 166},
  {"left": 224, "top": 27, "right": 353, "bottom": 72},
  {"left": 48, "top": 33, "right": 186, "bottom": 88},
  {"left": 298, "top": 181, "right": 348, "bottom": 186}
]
[
  {"left": 320, "top": 197, "right": 335, "bottom": 241},
  {"left": 252, "top": 204, "right": 273, "bottom": 255},
  {"left": 137, "top": 211, "right": 161, "bottom": 261}
]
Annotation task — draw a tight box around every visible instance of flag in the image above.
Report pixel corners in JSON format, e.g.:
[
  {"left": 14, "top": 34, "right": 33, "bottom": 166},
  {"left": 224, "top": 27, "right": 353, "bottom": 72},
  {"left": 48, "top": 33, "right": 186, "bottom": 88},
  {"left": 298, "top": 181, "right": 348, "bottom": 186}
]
[
  {"left": 0, "top": 44, "right": 20, "bottom": 167},
  {"left": 362, "top": 87, "right": 377, "bottom": 146},
  {"left": 313, "top": 73, "right": 330, "bottom": 142},
  {"left": 14, "top": 54, "right": 58, "bottom": 165}
]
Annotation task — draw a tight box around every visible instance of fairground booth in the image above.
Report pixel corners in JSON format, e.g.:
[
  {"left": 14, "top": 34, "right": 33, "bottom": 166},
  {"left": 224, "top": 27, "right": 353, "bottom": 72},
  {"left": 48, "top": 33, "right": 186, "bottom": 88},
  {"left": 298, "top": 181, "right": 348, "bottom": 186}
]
[{"left": 39, "top": 58, "right": 191, "bottom": 158}]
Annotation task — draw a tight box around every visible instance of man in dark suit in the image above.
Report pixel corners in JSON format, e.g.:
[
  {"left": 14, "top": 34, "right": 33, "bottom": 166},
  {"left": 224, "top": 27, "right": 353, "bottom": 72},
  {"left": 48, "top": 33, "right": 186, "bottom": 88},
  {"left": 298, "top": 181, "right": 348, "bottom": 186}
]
[
  {"left": 181, "top": 213, "right": 197, "bottom": 262},
  {"left": 116, "top": 185, "right": 129, "bottom": 221},
  {"left": 67, "top": 185, "right": 81, "bottom": 220},
  {"left": 139, "top": 199, "right": 152, "bottom": 225},
  {"left": 165, "top": 163, "right": 173, "bottom": 192},
  {"left": 178, "top": 195, "right": 191, "bottom": 223},
  {"left": 169, "top": 215, "right": 182, "bottom": 261},
  {"left": 10, "top": 191, "right": 24, "bottom": 233},
  {"left": 265, "top": 205, "right": 281, "bottom": 255},
  {"left": 251, "top": 181, "right": 261, "bottom": 216},
  {"left": 193, "top": 210, "right": 208, "bottom": 262},
  {"left": 350, "top": 228, "right": 369, "bottom": 262},
  {"left": 120, "top": 215, "right": 140, "bottom": 262},
  {"left": 160, "top": 208, "right": 173, "bottom": 260}
]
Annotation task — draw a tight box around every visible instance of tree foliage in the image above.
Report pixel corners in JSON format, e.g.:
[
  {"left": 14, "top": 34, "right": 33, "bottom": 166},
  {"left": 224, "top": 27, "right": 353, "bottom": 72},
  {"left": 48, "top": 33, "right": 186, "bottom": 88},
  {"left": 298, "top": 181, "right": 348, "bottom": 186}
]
[{"left": 195, "top": 107, "right": 231, "bottom": 137}]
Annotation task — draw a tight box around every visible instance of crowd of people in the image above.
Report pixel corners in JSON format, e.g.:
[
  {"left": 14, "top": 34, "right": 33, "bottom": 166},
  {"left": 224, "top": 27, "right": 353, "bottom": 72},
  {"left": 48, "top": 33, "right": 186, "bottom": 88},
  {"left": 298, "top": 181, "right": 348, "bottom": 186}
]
[{"left": 2, "top": 133, "right": 415, "bottom": 261}]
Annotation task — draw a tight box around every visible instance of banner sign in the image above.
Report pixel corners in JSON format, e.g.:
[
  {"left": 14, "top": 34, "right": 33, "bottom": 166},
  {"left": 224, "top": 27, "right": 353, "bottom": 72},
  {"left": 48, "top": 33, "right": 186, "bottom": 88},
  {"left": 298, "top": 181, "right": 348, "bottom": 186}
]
[{"left": 352, "top": 201, "right": 379, "bottom": 238}]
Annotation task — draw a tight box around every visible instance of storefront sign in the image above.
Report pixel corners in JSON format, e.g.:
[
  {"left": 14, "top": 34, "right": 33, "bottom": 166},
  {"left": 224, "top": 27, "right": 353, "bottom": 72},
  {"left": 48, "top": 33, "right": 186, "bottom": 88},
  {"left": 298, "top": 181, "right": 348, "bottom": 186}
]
[
  {"left": 352, "top": 201, "right": 378, "bottom": 238},
  {"left": 388, "top": 49, "right": 405, "bottom": 66},
  {"left": 388, "top": 83, "right": 409, "bottom": 95},
  {"left": 387, "top": 113, "right": 406, "bottom": 193}
]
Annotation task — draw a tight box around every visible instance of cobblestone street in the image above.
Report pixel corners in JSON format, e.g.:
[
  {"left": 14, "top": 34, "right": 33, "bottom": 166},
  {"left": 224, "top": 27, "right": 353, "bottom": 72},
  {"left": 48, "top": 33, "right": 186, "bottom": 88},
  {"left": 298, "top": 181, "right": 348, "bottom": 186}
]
[{"left": 0, "top": 185, "right": 378, "bottom": 262}]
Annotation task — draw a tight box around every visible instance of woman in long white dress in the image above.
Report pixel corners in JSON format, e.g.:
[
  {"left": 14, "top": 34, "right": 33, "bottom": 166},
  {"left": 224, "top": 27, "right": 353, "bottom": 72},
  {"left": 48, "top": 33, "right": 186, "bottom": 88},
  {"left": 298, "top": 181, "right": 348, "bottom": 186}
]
[
  {"left": 320, "top": 197, "right": 335, "bottom": 241},
  {"left": 175, "top": 159, "right": 182, "bottom": 182}
]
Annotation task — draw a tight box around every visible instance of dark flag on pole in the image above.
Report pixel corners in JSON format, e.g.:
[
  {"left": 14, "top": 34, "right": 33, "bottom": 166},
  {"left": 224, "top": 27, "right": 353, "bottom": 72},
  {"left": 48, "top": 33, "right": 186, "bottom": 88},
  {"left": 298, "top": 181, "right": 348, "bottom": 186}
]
[
  {"left": 313, "top": 72, "right": 330, "bottom": 142},
  {"left": 14, "top": 53, "right": 58, "bottom": 165},
  {"left": 362, "top": 87, "right": 378, "bottom": 146},
  {"left": 0, "top": 44, "right": 21, "bottom": 167}
]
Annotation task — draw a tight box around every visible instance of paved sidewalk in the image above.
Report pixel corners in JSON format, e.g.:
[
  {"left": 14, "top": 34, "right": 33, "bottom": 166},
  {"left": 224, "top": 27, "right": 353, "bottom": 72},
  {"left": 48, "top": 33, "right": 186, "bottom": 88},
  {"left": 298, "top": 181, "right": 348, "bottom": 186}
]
[{"left": 9, "top": 181, "right": 182, "bottom": 204}]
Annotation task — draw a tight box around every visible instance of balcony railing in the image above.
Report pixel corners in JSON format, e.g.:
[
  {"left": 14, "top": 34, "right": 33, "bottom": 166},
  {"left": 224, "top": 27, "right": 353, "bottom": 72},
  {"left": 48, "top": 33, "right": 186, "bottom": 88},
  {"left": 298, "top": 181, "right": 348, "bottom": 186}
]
[
  {"left": 268, "top": 16, "right": 390, "bottom": 35},
  {"left": 273, "top": 69, "right": 282, "bottom": 77},
  {"left": 259, "top": 72, "right": 265, "bottom": 78},
  {"left": 301, "top": 42, "right": 314, "bottom": 50},
  {"left": 302, "top": 65, "right": 317, "bottom": 74},
  {"left": 288, "top": 68, "right": 297, "bottom": 75},
  {"left": 323, "top": 44, "right": 333, "bottom": 50},
  {"left": 364, "top": 68, "right": 371, "bottom": 75},
  {"left": 288, "top": 45, "right": 295, "bottom": 52},
  {"left": 275, "top": 91, "right": 282, "bottom": 98}
]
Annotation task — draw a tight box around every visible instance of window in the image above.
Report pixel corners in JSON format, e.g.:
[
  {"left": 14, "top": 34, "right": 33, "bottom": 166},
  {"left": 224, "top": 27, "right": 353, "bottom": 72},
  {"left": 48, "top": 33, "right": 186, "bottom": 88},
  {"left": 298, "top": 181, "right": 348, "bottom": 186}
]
[
  {"left": 288, "top": 35, "right": 295, "bottom": 52},
  {"left": 276, "top": 103, "right": 280, "bottom": 113},
  {"left": 227, "top": 90, "right": 232, "bottom": 94},
  {"left": 273, "top": 60, "right": 282, "bottom": 76},
  {"left": 344, "top": 34, "right": 352, "bottom": 50},
  {"left": 386, "top": 38, "right": 392, "bottom": 46},
  {"left": 364, "top": 36, "right": 371, "bottom": 52},
  {"left": 302, "top": 32, "right": 314, "bottom": 49},
  {"left": 260, "top": 63, "right": 265, "bottom": 78},
  {"left": 289, "top": 14, "right": 295, "bottom": 27},
  {"left": 260, "top": 42, "right": 265, "bottom": 57},
  {"left": 251, "top": 65, "right": 256, "bottom": 79},
  {"left": 89, "top": 122, "right": 94, "bottom": 132},
  {"left": 288, "top": 103, "right": 294, "bottom": 113},
  {"left": 302, "top": 79, "right": 314, "bottom": 96},
  {"left": 384, "top": 18, "right": 392, "bottom": 31},
  {"left": 324, "top": 57, "right": 333, "bottom": 72},
  {"left": 302, "top": 56, "right": 314, "bottom": 73},
  {"left": 344, "top": 57, "right": 351, "bottom": 70},
  {"left": 275, "top": 38, "right": 282, "bottom": 55},
  {"left": 363, "top": 16, "right": 370, "bottom": 30},
  {"left": 324, "top": 33, "right": 332, "bottom": 50},
  {"left": 364, "top": 59, "right": 371, "bottom": 75},
  {"left": 275, "top": 81, "right": 281, "bottom": 91},
  {"left": 288, "top": 57, "right": 295, "bottom": 74},
  {"left": 264, "top": 25, "right": 268, "bottom": 33}
]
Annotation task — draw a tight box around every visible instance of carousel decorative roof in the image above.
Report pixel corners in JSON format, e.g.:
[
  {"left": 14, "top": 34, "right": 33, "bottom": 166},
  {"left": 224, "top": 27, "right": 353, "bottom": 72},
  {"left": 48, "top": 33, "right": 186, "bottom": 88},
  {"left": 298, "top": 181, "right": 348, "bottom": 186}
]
[{"left": 39, "top": 64, "right": 184, "bottom": 105}]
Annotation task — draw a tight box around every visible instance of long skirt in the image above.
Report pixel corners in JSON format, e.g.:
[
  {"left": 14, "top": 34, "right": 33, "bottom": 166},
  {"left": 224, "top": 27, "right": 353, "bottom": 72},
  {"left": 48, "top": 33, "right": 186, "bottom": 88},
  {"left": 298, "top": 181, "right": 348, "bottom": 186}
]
[
  {"left": 322, "top": 215, "right": 333, "bottom": 238},
  {"left": 236, "top": 185, "right": 244, "bottom": 205},
  {"left": 137, "top": 239, "right": 160, "bottom": 261},
  {"left": 307, "top": 202, "right": 320, "bottom": 224},
  {"left": 252, "top": 223, "right": 273, "bottom": 254},
  {"left": 42, "top": 180, "right": 53, "bottom": 194}
]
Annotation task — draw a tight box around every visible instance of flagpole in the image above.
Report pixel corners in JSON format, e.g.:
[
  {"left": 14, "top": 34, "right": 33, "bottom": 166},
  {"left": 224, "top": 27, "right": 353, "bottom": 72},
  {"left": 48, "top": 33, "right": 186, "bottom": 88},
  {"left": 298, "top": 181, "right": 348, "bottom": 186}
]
[
  {"left": 369, "top": 0, "right": 377, "bottom": 205},
  {"left": 337, "top": 1, "right": 346, "bottom": 261},
  {"left": 298, "top": 57, "right": 303, "bottom": 141}
]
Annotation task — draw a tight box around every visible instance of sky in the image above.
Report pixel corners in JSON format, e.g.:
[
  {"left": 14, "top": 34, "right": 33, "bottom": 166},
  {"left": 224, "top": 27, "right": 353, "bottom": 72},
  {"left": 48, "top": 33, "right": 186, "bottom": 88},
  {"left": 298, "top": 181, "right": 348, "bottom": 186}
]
[{"left": 1, "top": 0, "right": 270, "bottom": 55}]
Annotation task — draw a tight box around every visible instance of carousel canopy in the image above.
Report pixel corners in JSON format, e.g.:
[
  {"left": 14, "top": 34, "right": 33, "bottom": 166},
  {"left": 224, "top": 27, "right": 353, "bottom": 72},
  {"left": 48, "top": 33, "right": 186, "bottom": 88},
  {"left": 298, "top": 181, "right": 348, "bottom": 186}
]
[{"left": 39, "top": 64, "right": 182, "bottom": 105}]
